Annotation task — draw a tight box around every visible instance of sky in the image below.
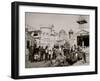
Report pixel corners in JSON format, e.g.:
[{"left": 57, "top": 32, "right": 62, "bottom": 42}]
[{"left": 25, "top": 12, "right": 89, "bottom": 34}]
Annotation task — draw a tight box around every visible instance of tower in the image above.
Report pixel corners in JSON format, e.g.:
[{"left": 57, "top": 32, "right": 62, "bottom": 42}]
[
  {"left": 69, "top": 29, "right": 73, "bottom": 39},
  {"left": 77, "top": 15, "right": 87, "bottom": 30},
  {"left": 76, "top": 15, "right": 89, "bottom": 47}
]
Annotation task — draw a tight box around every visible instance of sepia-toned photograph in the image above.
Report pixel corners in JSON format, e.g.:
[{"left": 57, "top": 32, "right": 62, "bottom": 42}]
[{"left": 25, "top": 12, "right": 89, "bottom": 68}]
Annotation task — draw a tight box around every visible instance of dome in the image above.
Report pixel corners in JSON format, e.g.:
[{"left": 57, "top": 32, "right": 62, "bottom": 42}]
[{"left": 59, "top": 29, "right": 66, "bottom": 35}]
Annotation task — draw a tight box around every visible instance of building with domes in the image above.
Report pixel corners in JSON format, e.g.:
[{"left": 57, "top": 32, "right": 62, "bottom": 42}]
[{"left": 56, "top": 29, "right": 67, "bottom": 46}]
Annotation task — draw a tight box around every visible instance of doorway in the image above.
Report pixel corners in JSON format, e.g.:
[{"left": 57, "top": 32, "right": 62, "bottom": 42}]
[{"left": 77, "top": 35, "right": 89, "bottom": 47}]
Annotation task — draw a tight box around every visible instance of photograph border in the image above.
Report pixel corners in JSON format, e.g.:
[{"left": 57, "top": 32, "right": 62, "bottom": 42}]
[{"left": 11, "top": 1, "right": 98, "bottom": 79}]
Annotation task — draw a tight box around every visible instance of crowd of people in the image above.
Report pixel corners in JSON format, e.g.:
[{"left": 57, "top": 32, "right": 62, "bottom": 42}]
[{"left": 27, "top": 41, "right": 87, "bottom": 66}]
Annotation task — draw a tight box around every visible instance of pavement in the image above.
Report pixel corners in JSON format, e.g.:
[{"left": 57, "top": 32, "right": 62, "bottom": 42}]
[{"left": 25, "top": 61, "right": 51, "bottom": 68}]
